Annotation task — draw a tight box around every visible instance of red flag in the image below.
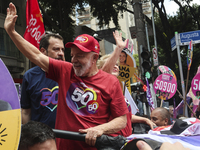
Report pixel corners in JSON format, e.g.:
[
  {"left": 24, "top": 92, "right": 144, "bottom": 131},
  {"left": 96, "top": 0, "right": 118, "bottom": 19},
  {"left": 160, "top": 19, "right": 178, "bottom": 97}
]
[{"left": 24, "top": 0, "right": 45, "bottom": 49}]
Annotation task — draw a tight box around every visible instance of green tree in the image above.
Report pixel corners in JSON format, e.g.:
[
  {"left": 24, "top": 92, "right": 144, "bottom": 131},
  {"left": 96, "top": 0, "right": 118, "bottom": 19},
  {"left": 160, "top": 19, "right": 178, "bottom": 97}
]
[
  {"left": 38, "top": 0, "right": 200, "bottom": 79},
  {"left": 38, "top": 0, "right": 128, "bottom": 61},
  {"left": 133, "top": 54, "right": 139, "bottom": 67}
]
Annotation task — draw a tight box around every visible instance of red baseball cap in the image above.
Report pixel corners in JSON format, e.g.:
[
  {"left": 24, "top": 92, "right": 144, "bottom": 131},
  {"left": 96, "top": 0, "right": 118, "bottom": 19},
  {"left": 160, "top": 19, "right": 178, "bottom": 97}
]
[{"left": 65, "top": 34, "right": 100, "bottom": 54}]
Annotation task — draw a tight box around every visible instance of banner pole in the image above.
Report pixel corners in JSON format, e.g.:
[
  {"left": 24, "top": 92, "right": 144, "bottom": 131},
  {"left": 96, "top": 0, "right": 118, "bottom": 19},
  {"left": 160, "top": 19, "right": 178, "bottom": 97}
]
[{"left": 176, "top": 89, "right": 196, "bottom": 118}]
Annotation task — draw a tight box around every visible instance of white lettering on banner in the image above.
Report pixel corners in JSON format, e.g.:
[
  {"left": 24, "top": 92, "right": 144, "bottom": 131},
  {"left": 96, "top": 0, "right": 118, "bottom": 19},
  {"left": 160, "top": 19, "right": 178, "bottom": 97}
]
[
  {"left": 181, "top": 32, "right": 199, "bottom": 39},
  {"left": 26, "top": 14, "right": 45, "bottom": 44},
  {"left": 162, "top": 74, "right": 170, "bottom": 81},
  {"left": 193, "top": 79, "right": 200, "bottom": 90},
  {"left": 155, "top": 80, "right": 176, "bottom": 93}
]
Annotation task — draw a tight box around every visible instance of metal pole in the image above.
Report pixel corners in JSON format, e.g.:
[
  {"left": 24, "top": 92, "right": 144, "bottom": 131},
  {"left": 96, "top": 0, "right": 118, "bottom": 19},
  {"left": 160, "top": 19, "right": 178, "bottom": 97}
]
[
  {"left": 175, "top": 32, "right": 186, "bottom": 116},
  {"left": 150, "top": 0, "right": 157, "bottom": 49},
  {"left": 132, "top": 0, "right": 147, "bottom": 78},
  {"left": 140, "top": 45, "right": 144, "bottom": 74},
  {"left": 150, "top": 0, "right": 159, "bottom": 75},
  {"left": 145, "top": 22, "right": 150, "bottom": 52}
]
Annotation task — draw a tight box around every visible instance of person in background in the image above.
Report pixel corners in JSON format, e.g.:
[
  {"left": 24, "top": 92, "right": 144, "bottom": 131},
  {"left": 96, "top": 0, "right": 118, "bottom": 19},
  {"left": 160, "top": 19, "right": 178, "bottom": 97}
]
[
  {"left": 18, "top": 121, "right": 57, "bottom": 150},
  {"left": 21, "top": 33, "right": 65, "bottom": 129},
  {"left": 150, "top": 107, "right": 171, "bottom": 126},
  {"left": 156, "top": 90, "right": 160, "bottom": 98},
  {"left": 195, "top": 103, "right": 200, "bottom": 119},
  {"left": 4, "top": 3, "right": 128, "bottom": 149},
  {"left": 165, "top": 92, "right": 170, "bottom": 100},
  {"left": 169, "top": 105, "right": 174, "bottom": 123},
  {"left": 119, "top": 51, "right": 129, "bottom": 66},
  {"left": 136, "top": 90, "right": 144, "bottom": 116}
]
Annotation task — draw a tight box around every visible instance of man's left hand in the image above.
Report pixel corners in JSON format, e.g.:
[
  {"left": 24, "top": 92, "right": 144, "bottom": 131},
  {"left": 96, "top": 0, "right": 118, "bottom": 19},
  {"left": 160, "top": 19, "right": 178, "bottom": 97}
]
[{"left": 79, "top": 127, "right": 104, "bottom": 146}]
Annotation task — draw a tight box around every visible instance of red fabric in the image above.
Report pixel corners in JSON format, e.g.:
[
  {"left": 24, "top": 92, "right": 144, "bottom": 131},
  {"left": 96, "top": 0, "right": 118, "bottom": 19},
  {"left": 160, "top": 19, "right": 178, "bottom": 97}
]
[
  {"left": 47, "top": 58, "right": 129, "bottom": 150},
  {"left": 118, "top": 112, "right": 132, "bottom": 137},
  {"left": 109, "top": 98, "right": 132, "bottom": 137},
  {"left": 24, "top": 0, "right": 45, "bottom": 49}
]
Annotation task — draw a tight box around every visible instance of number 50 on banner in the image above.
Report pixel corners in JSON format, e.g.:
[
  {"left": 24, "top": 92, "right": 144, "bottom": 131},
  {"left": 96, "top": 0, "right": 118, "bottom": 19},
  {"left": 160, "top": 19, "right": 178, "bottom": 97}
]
[{"left": 191, "top": 73, "right": 200, "bottom": 99}]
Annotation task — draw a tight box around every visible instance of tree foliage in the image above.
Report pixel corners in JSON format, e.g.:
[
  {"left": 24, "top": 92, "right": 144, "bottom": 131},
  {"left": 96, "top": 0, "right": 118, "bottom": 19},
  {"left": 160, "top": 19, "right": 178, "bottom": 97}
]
[
  {"left": 150, "top": 0, "right": 200, "bottom": 104},
  {"left": 38, "top": 0, "right": 129, "bottom": 61},
  {"left": 151, "top": 0, "right": 200, "bottom": 73},
  {"left": 38, "top": 0, "right": 200, "bottom": 84}
]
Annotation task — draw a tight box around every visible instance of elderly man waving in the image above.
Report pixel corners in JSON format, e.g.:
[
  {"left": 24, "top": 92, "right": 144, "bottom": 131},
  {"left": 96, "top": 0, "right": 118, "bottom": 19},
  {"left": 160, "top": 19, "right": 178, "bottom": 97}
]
[{"left": 4, "top": 3, "right": 129, "bottom": 150}]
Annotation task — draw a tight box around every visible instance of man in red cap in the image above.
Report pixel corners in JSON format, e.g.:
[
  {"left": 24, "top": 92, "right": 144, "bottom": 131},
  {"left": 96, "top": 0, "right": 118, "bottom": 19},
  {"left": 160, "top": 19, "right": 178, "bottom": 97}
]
[{"left": 4, "top": 3, "right": 129, "bottom": 150}]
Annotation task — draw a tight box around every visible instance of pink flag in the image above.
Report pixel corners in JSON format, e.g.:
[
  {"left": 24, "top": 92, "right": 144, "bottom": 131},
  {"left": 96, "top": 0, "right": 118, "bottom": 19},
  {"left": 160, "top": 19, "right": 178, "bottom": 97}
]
[{"left": 187, "top": 66, "right": 200, "bottom": 105}]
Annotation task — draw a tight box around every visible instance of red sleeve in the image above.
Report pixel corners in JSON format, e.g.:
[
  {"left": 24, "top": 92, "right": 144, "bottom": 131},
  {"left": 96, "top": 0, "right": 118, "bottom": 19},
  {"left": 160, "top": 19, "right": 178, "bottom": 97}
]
[
  {"left": 46, "top": 57, "right": 72, "bottom": 83},
  {"left": 110, "top": 79, "right": 129, "bottom": 118}
]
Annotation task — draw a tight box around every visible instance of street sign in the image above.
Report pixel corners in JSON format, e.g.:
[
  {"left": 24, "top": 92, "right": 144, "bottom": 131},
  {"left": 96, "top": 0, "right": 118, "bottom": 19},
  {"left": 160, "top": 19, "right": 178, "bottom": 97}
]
[
  {"left": 170, "top": 30, "right": 200, "bottom": 51},
  {"left": 179, "top": 30, "right": 200, "bottom": 46},
  {"left": 170, "top": 36, "right": 176, "bottom": 51},
  {"left": 152, "top": 47, "right": 158, "bottom": 66}
]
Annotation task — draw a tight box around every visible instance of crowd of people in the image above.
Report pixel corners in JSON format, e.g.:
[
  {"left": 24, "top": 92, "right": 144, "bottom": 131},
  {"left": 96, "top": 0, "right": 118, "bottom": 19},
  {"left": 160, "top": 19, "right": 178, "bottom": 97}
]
[{"left": 2, "top": 2, "right": 194, "bottom": 150}]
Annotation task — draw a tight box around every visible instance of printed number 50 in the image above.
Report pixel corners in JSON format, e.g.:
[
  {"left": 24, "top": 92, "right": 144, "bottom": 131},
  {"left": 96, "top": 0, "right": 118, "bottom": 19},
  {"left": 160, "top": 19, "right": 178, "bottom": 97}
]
[{"left": 193, "top": 79, "right": 200, "bottom": 90}]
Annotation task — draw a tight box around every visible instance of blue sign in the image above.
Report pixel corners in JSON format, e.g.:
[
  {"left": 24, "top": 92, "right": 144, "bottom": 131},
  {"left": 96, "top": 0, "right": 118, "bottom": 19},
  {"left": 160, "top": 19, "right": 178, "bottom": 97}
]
[
  {"left": 170, "top": 36, "right": 176, "bottom": 51},
  {"left": 179, "top": 30, "right": 200, "bottom": 45}
]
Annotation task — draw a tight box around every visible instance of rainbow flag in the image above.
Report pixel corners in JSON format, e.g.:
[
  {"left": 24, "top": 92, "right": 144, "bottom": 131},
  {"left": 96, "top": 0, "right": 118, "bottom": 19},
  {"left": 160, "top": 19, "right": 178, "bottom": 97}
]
[{"left": 187, "top": 40, "right": 193, "bottom": 70}]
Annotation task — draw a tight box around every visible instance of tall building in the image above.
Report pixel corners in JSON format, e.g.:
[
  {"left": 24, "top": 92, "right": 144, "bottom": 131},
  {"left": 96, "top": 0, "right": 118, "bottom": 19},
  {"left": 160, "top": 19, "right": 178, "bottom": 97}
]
[
  {"left": 76, "top": 1, "right": 153, "bottom": 55},
  {"left": 0, "top": 0, "right": 27, "bottom": 83}
]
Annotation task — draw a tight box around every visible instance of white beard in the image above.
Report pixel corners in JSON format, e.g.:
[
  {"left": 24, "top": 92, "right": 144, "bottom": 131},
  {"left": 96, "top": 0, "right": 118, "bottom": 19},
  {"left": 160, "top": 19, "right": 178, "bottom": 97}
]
[{"left": 73, "top": 57, "right": 93, "bottom": 77}]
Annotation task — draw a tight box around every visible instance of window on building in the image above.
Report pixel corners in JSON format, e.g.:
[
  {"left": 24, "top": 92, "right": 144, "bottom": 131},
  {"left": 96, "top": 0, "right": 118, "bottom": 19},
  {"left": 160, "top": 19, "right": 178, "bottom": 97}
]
[
  {"left": 0, "top": 0, "right": 9, "bottom": 14},
  {"left": 0, "top": 28, "right": 5, "bottom": 55},
  {"left": 16, "top": 6, "right": 22, "bottom": 26},
  {"left": 0, "top": 28, "right": 24, "bottom": 61}
]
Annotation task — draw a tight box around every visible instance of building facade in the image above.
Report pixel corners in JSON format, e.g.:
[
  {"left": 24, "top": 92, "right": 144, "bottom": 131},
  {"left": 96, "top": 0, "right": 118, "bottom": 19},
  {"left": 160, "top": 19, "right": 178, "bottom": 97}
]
[
  {"left": 76, "top": 1, "right": 153, "bottom": 55},
  {"left": 0, "top": 0, "right": 27, "bottom": 83}
]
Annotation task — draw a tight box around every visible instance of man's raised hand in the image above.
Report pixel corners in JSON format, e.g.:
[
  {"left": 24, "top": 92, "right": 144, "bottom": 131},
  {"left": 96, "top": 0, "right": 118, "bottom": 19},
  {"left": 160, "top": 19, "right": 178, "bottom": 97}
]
[{"left": 4, "top": 3, "right": 18, "bottom": 34}]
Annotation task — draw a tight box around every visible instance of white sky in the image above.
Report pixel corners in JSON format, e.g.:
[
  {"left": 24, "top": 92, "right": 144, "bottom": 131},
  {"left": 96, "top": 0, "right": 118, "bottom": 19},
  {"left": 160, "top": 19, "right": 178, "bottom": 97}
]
[{"left": 164, "top": 0, "right": 200, "bottom": 15}]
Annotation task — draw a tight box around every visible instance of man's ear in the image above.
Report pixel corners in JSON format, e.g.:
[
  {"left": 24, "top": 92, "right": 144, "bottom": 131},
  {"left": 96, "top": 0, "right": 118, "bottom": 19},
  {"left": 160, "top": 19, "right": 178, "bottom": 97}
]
[
  {"left": 40, "top": 47, "right": 47, "bottom": 55},
  {"left": 164, "top": 118, "right": 169, "bottom": 126},
  {"left": 93, "top": 53, "right": 99, "bottom": 62}
]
